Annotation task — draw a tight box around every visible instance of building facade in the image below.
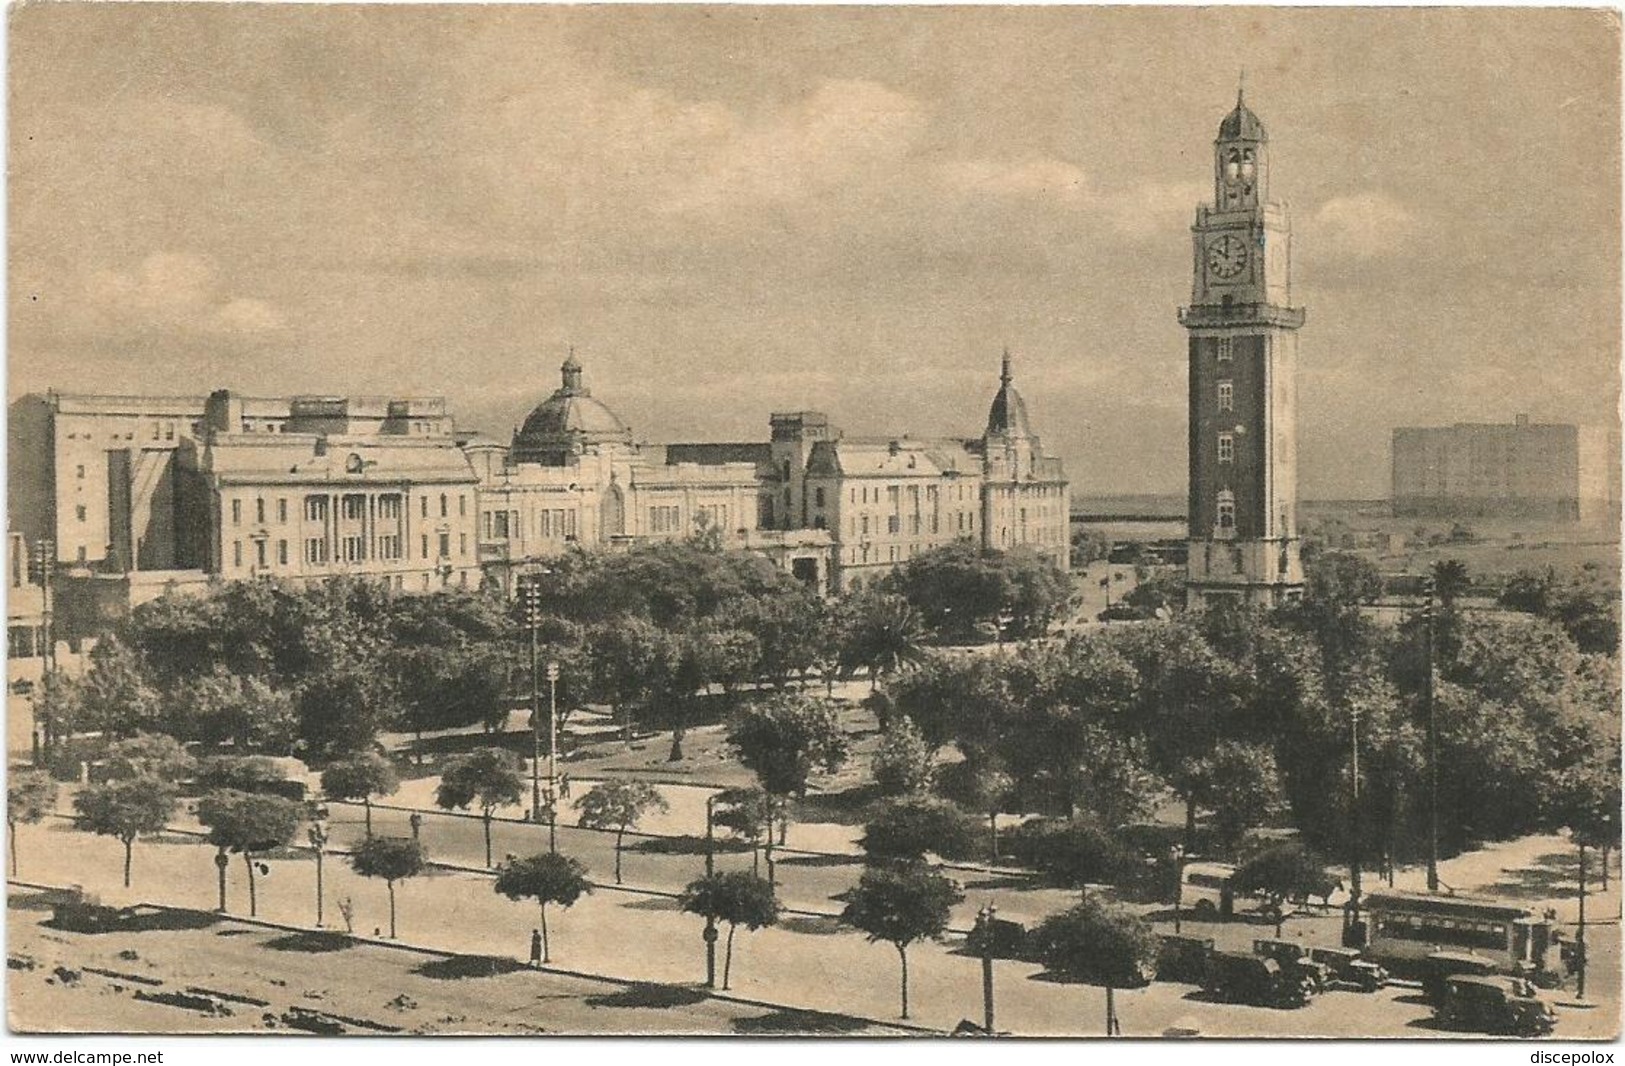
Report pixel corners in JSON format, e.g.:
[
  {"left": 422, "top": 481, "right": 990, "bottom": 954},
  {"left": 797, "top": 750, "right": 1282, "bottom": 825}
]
[
  {"left": 1179, "top": 91, "right": 1305, "bottom": 608},
  {"left": 1392, "top": 416, "right": 1619, "bottom": 523}
]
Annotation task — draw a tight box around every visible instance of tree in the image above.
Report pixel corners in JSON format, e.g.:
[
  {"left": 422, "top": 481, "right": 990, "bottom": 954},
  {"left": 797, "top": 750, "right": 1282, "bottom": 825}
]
[
  {"left": 1305, "top": 552, "right": 1383, "bottom": 606},
  {"left": 69, "top": 637, "right": 161, "bottom": 738},
  {"left": 839, "top": 861, "right": 963, "bottom": 1019},
  {"left": 859, "top": 797, "right": 979, "bottom": 863},
  {"left": 321, "top": 752, "right": 400, "bottom": 838},
  {"left": 102, "top": 732, "right": 196, "bottom": 784},
  {"left": 1008, "top": 819, "right": 1137, "bottom": 901},
  {"left": 72, "top": 778, "right": 177, "bottom": 888},
  {"left": 163, "top": 670, "right": 298, "bottom": 753},
  {"left": 1032, "top": 899, "right": 1158, "bottom": 1036},
  {"left": 727, "top": 695, "right": 849, "bottom": 799},
  {"left": 679, "top": 871, "right": 781, "bottom": 989},
  {"left": 195, "top": 755, "right": 287, "bottom": 794},
  {"left": 1183, "top": 741, "right": 1287, "bottom": 849},
  {"left": 436, "top": 748, "right": 524, "bottom": 867},
  {"left": 1231, "top": 842, "right": 1334, "bottom": 936},
  {"left": 196, "top": 789, "right": 303, "bottom": 916},
  {"left": 349, "top": 836, "right": 426, "bottom": 939},
  {"left": 712, "top": 787, "right": 773, "bottom": 876},
  {"left": 836, "top": 590, "right": 927, "bottom": 688},
  {"left": 8, "top": 771, "right": 56, "bottom": 877},
  {"left": 574, "top": 780, "right": 669, "bottom": 884},
  {"left": 493, "top": 851, "right": 592, "bottom": 963},
  {"left": 871, "top": 715, "right": 936, "bottom": 796}
]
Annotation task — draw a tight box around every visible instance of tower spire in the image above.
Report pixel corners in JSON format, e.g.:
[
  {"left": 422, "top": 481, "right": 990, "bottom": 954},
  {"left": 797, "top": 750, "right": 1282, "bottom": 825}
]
[
  {"left": 1237, "top": 69, "right": 1246, "bottom": 108},
  {"left": 1000, "top": 346, "right": 1013, "bottom": 386}
]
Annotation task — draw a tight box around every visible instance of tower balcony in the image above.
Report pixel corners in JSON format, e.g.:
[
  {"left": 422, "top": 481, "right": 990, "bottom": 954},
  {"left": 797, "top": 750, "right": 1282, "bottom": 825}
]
[{"left": 1179, "top": 303, "right": 1306, "bottom": 330}]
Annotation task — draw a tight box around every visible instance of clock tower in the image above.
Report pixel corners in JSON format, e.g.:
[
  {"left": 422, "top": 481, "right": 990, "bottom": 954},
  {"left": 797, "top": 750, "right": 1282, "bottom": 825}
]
[{"left": 1178, "top": 89, "right": 1305, "bottom": 607}]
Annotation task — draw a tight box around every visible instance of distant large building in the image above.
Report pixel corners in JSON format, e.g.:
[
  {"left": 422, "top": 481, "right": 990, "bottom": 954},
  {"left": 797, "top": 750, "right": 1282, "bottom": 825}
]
[
  {"left": 7, "top": 349, "right": 1069, "bottom": 635},
  {"left": 1391, "top": 415, "right": 1618, "bottom": 522}
]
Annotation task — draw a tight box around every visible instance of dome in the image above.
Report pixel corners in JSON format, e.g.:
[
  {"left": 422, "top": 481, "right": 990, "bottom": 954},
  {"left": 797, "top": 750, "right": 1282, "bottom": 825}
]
[
  {"left": 1218, "top": 94, "right": 1267, "bottom": 142},
  {"left": 985, "top": 350, "right": 1034, "bottom": 439},
  {"left": 511, "top": 354, "right": 632, "bottom": 464}
]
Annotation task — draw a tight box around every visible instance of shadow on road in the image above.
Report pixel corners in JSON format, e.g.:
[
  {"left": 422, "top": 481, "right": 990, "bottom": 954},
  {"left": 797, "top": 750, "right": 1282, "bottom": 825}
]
[
  {"left": 413, "top": 954, "right": 527, "bottom": 980},
  {"left": 621, "top": 896, "right": 682, "bottom": 912},
  {"left": 777, "top": 853, "right": 862, "bottom": 870},
  {"left": 780, "top": 914, "right": 844, "bottom": 936},
  {"left": 731, "top": 1007, "right": 876, "bottom": 1034},
  {"left": 584, "top": 982, "right": 709, "bottom": 1009},
  {"left": 264, "top": 930, "right": 356, "bottom": 954}
]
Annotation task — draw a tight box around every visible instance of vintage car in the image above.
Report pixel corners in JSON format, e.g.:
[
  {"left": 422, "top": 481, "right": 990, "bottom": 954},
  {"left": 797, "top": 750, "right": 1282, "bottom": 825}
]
[
  {"left": 1435, "top": 975, "right": 1557, "bottom": 1036},
  {"left": 1420, "top": 951, "right": 1499, "bottom": 1005},
  {"left": 1202, "top": 950, "right": 1314, "bottom": 1009},
  {"left": 1252, "top": 939, "right": 1331, "bottom": 993},
  {"left": 1308, "top": 945, "right": 1388, "bottom": 992}
]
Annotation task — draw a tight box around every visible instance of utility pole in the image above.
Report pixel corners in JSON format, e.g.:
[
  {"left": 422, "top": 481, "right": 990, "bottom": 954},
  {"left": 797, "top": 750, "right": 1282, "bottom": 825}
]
[
  {"left": 1577, "top": 841, "right": 1589, "bottom": 1000},
  {"left": 522, "top": 578, "right": 544, "bottom": 824},
  {"left": 32, "top": 538, "right": 54, "bottom": 755},
  {"left": 1349, "top": 699, "right": 1363, "bottom": 930},
  {"left": 308, "top": 823, "right": 328, "bottom": 928},
  {"left": 546, "top": 659, "right": 560, "bottom": 854},
  {"left": 1417, "top": 578, "right": 1443, "bottom": 897}
]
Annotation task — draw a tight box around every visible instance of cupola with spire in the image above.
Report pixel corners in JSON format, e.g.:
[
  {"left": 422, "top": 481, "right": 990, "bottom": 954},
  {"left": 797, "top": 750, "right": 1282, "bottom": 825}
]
[
  {"left": 984, "top": 347, "right": 1034, "bottom": 440},
  {"left": 1214, "top": 76, "right": 1269, "bottom": 211},
  {"left": 510, "top": 350, "right": 633, "bottom": 465}
]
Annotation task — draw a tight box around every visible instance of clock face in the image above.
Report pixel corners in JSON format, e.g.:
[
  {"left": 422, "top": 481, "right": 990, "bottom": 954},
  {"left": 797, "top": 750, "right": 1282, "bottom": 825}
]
[{"left": 1207, "top": 234, "right": 1249, "bottom": 280}]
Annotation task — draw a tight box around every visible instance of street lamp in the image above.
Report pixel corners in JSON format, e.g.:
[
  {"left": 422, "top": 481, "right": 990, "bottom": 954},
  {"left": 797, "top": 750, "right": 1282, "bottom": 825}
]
[
  {"left": 1171, "top": 845, "right": 1185, "bottom": 934},
  {"left": 308, "top": 822, "right": 329, "bottom": 928},
  {"left": 704, "top": 793, "right": 719, "bottom": 988},
  {"left": 1347, "top": 698, "right": 1364, "bottom": 941},
  {"left": 976, "top": 903, "right": 998, "bottom": 1035},
  {"left": 214, "top": 847, "right": 230, "bottom": 912},
  {"left": 1421, "top": 577, "right": 1440, "bottom": 893}
]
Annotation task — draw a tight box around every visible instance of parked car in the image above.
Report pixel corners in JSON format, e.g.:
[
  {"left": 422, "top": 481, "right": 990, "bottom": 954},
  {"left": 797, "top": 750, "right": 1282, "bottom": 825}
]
[
  {"left": 1435, "top": 975, "right": 1557, "bottom": 1035},
  {"left": 1309, "top": 945, "right": 1388, "bottom": 992},
  {"left": 1253, "top": 939, "right": 1331, "bottom": 993},
  {"left": 1202, "top": 950, "right": 1314, "bottom": 1008},
  {"left": 1421, "top": 951, "right": 1498, "bottom": 1005}
]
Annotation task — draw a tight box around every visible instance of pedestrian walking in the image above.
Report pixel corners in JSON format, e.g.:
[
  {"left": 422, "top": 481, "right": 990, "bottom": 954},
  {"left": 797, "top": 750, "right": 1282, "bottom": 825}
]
[
  {"left": 530, "top": 928, "right": 543, "bottom": 969},
  {"left": 558, "top": 772, "right": 571, "bottom": 799},
  {"left": 409, "top": 811, "right": 423, "bottom": 842}
]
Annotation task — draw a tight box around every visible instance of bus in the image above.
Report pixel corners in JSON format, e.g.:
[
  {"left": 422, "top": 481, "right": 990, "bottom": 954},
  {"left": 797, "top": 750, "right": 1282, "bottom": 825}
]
[{"left": 1363, "top": 891, "right": 1555, "bottom": 977}]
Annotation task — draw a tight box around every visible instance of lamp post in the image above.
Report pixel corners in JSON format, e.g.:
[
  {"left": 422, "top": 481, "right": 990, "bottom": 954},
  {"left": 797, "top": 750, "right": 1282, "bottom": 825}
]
[
  {"left": 214, "top": 847, "right": 230, "bottom": 912},
  {"left": 308, "top": 822, "right": 328, "bottom": 928},
  {"left": 704, "top": 793, "right": 719, "bottom": 988},
  {"left": 31, "top": 538, "right": 54, "bottom": 755},
  {"left": 977, "top": 903, "right": 998, "bottom": 1035},
  {"left": 1577, "top": 838, "right": 1589, "bottom": 1000},
  {"left": 547, "top": 659, "right": 560, "bottom": 855},
  {"left": 1348, "top": 699, "right": 1363, "bottom": 932},
  {"left": 1171, "top": 845, "right": 1185, "bottom": 934},
  {"left": 521, "top": 579, "right": 544, "bottom": 824}
]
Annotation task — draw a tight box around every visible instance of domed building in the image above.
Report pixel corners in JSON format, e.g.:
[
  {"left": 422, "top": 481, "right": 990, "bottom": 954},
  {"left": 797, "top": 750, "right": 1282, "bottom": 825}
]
[{"left": 509, "top": 352, "right": 635, "bottom": 465}]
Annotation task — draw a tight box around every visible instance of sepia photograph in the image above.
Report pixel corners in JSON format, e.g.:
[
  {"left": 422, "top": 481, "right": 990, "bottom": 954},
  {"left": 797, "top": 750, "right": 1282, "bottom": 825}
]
[{"left": 3, "top": 2, "right": 1620, "bottom": 1043}]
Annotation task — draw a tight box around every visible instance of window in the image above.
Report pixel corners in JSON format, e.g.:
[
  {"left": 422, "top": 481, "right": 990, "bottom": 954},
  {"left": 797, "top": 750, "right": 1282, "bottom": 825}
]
[
  {"left": 490, "top": 511, "right": 509, "bottom": 539},
  {"left": 421, "top": 497, "right": 429, "bottom": 519},
  {"left": 278, "top": 499, "right": 288, "bottom": 524},
  {"left": 440, "top": 494, "right": 448, "bottom": 518},
  {"left": 233, "top": 541, "right": 242, "bottom": 568},
  {"left": 1217, "top": 381, "right": 1234, "bottom": 412},
  {"left": 305, "top": 496, "right": 329, "bottom": 523},
  {"left": 459, "top": 533, "right": 468, "bottom": 556},
  {"left": 255, "top": 540, "right": 267, "bottom": 569},
  {"left": 887, "top": 515, "right": 900, "bottom": 534},
  {"left": 814, "top": 487, "right": 825, "bottom": 508},
  {"left": 421, "top": 534, "right": 429, "bottom": 558},
  {"left": 75, "top": 505, "right": 86, "bottom": 522},
  {"left": 256, "top": 498, "right": 266, "bottom": 524},
  {"left": 306, "top": 538, "right": 329, "bottom": 564},
  {"left": 378, "top": 534, "right": 401, "bottom": 561},
  {"left": 342, "top": 535, "right": 365, "bottom": 563},
  {"left": 1217, "top": 491, "right": 1236, "bottom": 533},
  {"left": 75, "top": 465, "right": 85, "bottom": 479},
  {"left": 232, "top": 500, "right": 242, "bottom": 525},
  {"left": 378, "top": 495, "right": 401, "bottom": 521},
  {"left": 1216, "top": 337, "right": 1233, "bottom": 361},
  {"left": 277, "top": 540, "right": 288, "bottom": 566},
  {"left": 1218, "top": 432, "right": 1234, "bottom": 463},
  {"left": 459, "top": 495, "right": 466, "bottom": 517},
  {"left": 438, "top": 533, "right": 450, "bottom": 558},
  {"left": 861, "top": 516, "right": 870, "bottom": 536},
  {"left": 343, "top": 495, "right": 366, "bottom": 521}
]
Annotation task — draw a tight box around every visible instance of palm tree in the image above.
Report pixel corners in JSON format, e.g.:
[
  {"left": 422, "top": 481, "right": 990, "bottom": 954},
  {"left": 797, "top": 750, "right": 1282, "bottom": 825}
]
[
  {"left": 839, "top": 591, "right": 926, "bottom": 690},
  {"left": 1429, "top": 559, "right": 1470, "bottom": 610}
]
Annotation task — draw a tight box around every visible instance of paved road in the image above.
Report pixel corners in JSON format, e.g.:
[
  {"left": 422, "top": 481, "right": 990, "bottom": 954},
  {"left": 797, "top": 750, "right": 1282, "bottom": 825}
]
[{"left": 14, "top": 821, "right": 1618, "bottom": 1037}]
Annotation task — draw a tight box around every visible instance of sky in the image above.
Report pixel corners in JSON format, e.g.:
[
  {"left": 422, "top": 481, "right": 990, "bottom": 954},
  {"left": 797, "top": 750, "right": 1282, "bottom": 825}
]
[{"left": 7, "top": 5, "right": 1620, "bottom": 499}]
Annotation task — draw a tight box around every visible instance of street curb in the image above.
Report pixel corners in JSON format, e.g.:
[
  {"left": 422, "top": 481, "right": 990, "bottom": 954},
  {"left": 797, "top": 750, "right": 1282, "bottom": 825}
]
[{"left": 8, "top": 877, "right": 931, "bottom": 1036}]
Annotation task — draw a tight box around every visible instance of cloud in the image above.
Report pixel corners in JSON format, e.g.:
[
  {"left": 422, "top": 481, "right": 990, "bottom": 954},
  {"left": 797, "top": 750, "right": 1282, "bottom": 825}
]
[
  {"left": 1313, "top": 192, "right": 1419, "bottom": 259},
  {"left": 80, "top": 251, "right": 285, "bottom": 336},
  {"left": 1100, "top": 181, "right": 1208, "bottom": 239},
  {"left": 939, "top": 157, "right": 1088, "bottom": 206}
]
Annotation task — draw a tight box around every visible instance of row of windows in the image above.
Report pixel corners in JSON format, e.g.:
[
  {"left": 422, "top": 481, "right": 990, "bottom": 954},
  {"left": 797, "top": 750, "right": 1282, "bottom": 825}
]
[
  {"left": 231, "top": 529, "right": 464, "bottom": 570},
  {"left": 233, "top": 493, "right": 439, "bottom": 527},
  {"left": 649, "top": 505, "right": 683, "bottom": 534}
]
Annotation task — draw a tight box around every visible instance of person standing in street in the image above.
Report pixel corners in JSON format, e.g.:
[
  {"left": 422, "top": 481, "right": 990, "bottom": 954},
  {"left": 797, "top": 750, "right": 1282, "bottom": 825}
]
[{"left": 530, "top": 928, "right": 543, "bottom": 969}]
